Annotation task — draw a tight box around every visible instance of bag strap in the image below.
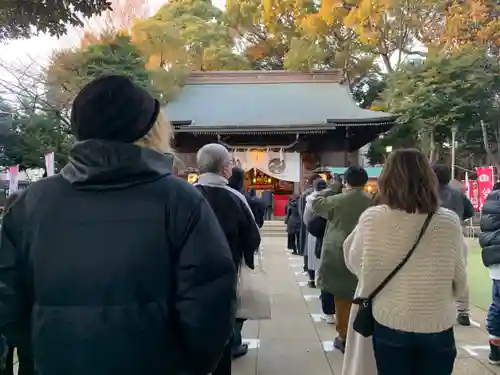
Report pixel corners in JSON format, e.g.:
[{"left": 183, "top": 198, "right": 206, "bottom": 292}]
[{"left": 366, "top": 212, "right": 434, "bottom": 301}]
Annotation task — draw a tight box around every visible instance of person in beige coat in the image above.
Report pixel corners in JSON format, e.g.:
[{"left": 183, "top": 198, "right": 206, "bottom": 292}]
[
  {"left": 342, "top": 149, "right": 467, "bottom": 375},
  {"left": 342, "top": 224, "right": 377, "bottom": 375}
]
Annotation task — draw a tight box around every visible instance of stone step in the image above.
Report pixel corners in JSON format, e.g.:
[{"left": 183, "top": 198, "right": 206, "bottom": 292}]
[
  {"left": 261, "top": 231, "right": 287, "bottom": 237},
  {"left": 262, "top": 221, "right": 286, "bottom": 226}
]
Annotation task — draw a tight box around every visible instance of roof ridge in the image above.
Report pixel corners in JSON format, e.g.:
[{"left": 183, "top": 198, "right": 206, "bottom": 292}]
[{"left": 186, "top": 70, "right": 344, "bottom": 84}]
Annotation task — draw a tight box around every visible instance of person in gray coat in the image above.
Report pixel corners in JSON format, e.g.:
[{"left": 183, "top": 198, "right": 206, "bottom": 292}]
[
  {"left": 433, "top": 163, "right": 475, "bottom": 326},
  {"left": 298, "top": 174, "right": 321, "bottom": 280}
]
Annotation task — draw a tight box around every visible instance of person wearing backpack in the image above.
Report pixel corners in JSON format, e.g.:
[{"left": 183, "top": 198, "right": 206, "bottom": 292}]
[{"left": 304, "top": 178, "right": 337, "bottom": 324}]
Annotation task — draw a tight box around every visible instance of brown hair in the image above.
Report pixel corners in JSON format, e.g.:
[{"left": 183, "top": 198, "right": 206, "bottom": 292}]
[{"left": 377, "top": 149, "right": 439, "bottom": 214}]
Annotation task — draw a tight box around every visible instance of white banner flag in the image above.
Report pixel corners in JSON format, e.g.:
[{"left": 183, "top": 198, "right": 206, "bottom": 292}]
[
  {"left": 45, "top": 152, "right": 55, "bottom": 176},
  {"left": 8, "top": 165, "right": 19, "bottom": 195}
]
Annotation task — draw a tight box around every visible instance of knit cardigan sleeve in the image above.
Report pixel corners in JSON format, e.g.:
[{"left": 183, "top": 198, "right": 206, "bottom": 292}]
[{"left": 453, "top": 238, "right": 468, "bottom": 300}]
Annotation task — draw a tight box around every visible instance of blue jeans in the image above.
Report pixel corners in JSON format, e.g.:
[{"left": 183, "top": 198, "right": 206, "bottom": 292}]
[
  {"left": 373, "top": 321, "right": 456, "bottom": 375},
  {"left": 488, "top": 280, "right": 500, "bottom": 338},
  {"left": 320, "top": 290, "right": 335, "bottom": 315}
]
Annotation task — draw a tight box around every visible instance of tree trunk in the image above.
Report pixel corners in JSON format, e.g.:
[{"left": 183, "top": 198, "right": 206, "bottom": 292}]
[
  {"left": 381, "top": 53, "right": 393, "bottom": 73},
  {"left": 480, "top": 120, "right": 500, "bottom": 173},
  {"left": 428, "top": 129, "right": 436, "bottom": 162}
]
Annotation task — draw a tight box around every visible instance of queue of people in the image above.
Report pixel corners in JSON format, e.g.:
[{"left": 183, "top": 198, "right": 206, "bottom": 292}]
[
  {"left": 0, "top": 73, "right": 488, "bottom": 375},
  {"left": 289, "top": 150, "right": 473, "bottom": 375}
]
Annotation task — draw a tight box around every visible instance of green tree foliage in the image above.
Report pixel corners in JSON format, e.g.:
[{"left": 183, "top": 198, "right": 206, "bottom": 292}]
[
  {"left": 83, "top": 35, "right": 154, "bottom": 92},
  {"left": 380, "top": 48, "right": 500, "bottom": 164},
  {"left": 0, "top": 0, "right": 111, "bottom": 40},
  {"left": 132, "top": 0, "right": 249, "bottom": 71},
  {"left": 6, "top": 114, "right": 73, "bottom": 171},
  {"left": 0, "top": 98, "right": 72, "bottom": 170},
  {"left": 47, "top": 33, "right": 176, "bottom": 109}
]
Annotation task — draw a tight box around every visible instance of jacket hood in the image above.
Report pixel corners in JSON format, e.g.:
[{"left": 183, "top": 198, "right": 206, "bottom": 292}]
[
  {"left": 61, "top": 139, "right": 172, "bottom": 190},
  {"left": 306, "top": 191, "right": 318, "bottom": 203}
]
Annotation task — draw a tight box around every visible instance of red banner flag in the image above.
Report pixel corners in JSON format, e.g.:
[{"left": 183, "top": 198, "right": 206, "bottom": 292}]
[{"left": 476, "top": 167, "right": 494, "bottom": 210}]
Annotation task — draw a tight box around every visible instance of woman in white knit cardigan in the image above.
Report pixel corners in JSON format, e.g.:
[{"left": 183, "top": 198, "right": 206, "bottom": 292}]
[{"left": 342, "top": 149, "right": 467, "bottom": 375}]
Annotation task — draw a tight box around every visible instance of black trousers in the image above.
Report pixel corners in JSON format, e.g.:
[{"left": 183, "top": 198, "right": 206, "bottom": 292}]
[
  {"left": 287, "top": 233, "right": 296, "bottom": 250},
  {"left": 264, "top": 207, "right": 273, "bottom": 220},
  {"left": 212, "top": 341, "right": 232, "bottom": 375},
  {"left": 0, "top": 347, "right": 13, "bottom": 375},
  {"left": 320, "top": 290, "right": 335, "bottom": 315}
]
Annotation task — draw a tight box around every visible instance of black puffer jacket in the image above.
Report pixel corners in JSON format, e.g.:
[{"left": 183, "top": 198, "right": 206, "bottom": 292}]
[
  {"left": 0, "top": 140, "right": 237, "bottom": 375},
  {"left": 480, "top": 190, "right": 500, "bottom": 267}
]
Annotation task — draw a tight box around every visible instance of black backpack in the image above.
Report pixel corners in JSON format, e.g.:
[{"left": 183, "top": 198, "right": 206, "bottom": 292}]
[{"left": 307, "top": 215, "right": 327, "bottom": 258}]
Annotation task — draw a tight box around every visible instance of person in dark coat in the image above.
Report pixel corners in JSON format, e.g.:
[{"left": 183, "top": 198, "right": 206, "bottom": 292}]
[
  {"left": 261, "top": 189, "right": 273, "bottom": 220},
  {"left": 246, "top": 188, "right": 265, "bottom": 228},
  {"left": 0, "top": 192, "right": 34, "bottom": 375},
  {"left": 285, "top": 195, "right": 301, "bottom": 247},
  {"left": 285, "top": 196, "right": 298, "bottom": 253},
  {"left": 433, "top": 163, "right": 474, "bottom": 326},
  {"left": 480, "top": 182, "right": 500, "bottom": 365},
  {"left": 0, "top": 75, "right": 237, "bottom": 375},
  {"left": 194, "top": 145, "right": 261, "bottom": 374},
  {"left": 228, "top": 167, "right": 245, "bottom": 194}
]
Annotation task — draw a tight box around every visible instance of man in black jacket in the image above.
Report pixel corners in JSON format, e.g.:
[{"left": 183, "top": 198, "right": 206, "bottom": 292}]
[
  {"left": 195, "top": 144, "right": 261, "bottom": 374},
  {"left": 0, "top": 76, "right": 237, "bottom": 375},
  {"left": 246, "top": 188, "right": 266, "bottom": 228},
  {"left": 433, "top": 164, "right": 475, "bottom": 326}
]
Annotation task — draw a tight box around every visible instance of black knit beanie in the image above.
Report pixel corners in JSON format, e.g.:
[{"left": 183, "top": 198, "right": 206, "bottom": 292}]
[
  {"left": 71, "top": 75, "right": 160, "bottom": 142},
  {"left": 313, "top": 178, "right": 327, "bottom": 191}
]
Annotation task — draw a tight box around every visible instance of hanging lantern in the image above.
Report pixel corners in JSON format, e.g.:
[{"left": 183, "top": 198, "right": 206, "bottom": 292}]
[
  {"left": 250, "top": 149, "right": 265, "bottom": 163},
  {"left": 187, "top": 173, "right": 199, "bottom": 184}
]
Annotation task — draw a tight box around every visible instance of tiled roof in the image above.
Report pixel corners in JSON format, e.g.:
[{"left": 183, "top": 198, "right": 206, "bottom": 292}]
[{"left": 165, "top": 81, "right": 395, "bottom": 131}]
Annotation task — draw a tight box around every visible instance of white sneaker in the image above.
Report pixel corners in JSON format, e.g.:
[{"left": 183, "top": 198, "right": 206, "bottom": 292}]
[{"left": 321, "top": 314, "right": 336, "bottom": 324}]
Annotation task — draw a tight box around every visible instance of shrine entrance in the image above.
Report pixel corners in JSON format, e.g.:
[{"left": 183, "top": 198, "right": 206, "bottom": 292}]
[{"left": 234, "top": 149, "right": 300, "bottom": 217}]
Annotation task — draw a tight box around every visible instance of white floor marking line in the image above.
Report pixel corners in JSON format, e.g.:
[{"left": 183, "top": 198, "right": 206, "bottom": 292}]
[
  {"left": 298, "top": 281, "right": 308, "bottom": 287},
  {"left": 289, "top": 263, "right": 302, "bottom": 268},
  {"left": 295, "top": 271, "right": 306, "bottom": 276},
  {"left": 322, "top": 340, "right": 334, "bottom": 352},
  {"left": 242, "top": 338, "right": 260, "bottom": 349},
  {"left": 462, "top": 345, "right": 489, "bottom": 357},
  {"left": 470, "top": 319, "right": 481, "bottom": 328},
  {"left": 311, "top": 313, "right": 323, "bottom": 322},
  {"left": 303, "top": 294, "right": 320, "bottom": 301}
]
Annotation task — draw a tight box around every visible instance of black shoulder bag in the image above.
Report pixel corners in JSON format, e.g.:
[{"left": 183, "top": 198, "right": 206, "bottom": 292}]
[{"left": 352, "top": 212, "right": 434, "bottom": 338}]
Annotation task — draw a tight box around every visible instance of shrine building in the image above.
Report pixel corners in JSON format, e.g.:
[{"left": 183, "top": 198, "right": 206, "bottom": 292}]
[{"left": 165, "top": 70, "right": 396, "bottom": 216}]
